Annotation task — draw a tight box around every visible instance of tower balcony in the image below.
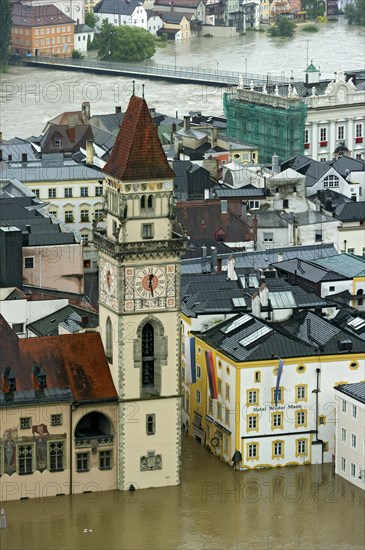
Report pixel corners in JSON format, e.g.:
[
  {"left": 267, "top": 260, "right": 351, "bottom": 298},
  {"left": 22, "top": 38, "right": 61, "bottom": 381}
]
[{"left": 93, "top": 230, "right": 186, "bottom": 258}]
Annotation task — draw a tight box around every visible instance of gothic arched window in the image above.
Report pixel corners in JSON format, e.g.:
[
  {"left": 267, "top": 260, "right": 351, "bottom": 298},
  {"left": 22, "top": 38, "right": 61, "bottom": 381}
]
[
  {"left": 140, "top": 195, "right": 146, "bottom": 210},
  {"left": 106, "top": 317, "right": 113, "bottom": 363},
  {"left": 142, "top": 323, "right": 154, "bottom": 388},
  {"left": 147, "top": 194, "right": 153, "bottom": 209}
]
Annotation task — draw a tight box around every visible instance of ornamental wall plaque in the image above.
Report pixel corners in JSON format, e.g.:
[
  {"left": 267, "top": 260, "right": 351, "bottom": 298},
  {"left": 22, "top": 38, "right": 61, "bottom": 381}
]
[{"left": 140, "top": 451, "right": 162, "bottom": 471}]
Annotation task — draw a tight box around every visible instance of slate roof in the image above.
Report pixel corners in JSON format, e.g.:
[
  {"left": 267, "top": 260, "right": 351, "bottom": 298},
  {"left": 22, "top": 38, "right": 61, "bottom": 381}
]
[
  {"left": 0, "top": 197, "right": 78, "bottom": 246},
  {"left": 0, "top": 157, "right": 103, "bottom": 182},
  {"left": 89, "top": 113, "right": 124, "bottom": 134},
  {"left": 334, "top": 201, "right": 365, "bottom": 222},
  {"left": 160, "top": 12, "right": 193, "bottom": 23},
  {"left": 0, "top": 142, "right": 39, "bottom": 163},
  {"left": 27, "top": 305, "right": 99, "bottom": 337},
  {"left": 272, "top": 258, "right": 349, "bottom": 283},
  {"left": 0, "top": 315, "right": 117, "bottom": 404},
  {"left": 280, "top": 155, "right": 328, "bottom": 187},
  {"left": 104, "top": 95, "right": 175, "bottom": 181},
  {"left": 193, "top": 313, "right": 315, "bottom": 363},
  {"left": 335, "top": 382, "right": 365, "bottom": 405},
  {"left": 181, "top": 243, "right": 338, "bottom": 274},
  {"left": 313, "top": 253, "right": 365, "bottom": 278},
  {"left": 155, "top": 0, "right": 202, "bottom": 6},
  {"left": 11, "top": 2, "right": 74, "bottom": 27},
  {"left": 74, "top": 24, "right": 94, "bottom": 33},
  {"left": 293, "top": 210, "right": 336, "bottom": 226},
  {"left": 277, "top": 310, "right": 365, "bottom": 355},
  {"left": 94, "top": 0, "right": 142, "bottom": 15},
  {"left": 213, "top": 186, "right": 269, "bottom": 198}
]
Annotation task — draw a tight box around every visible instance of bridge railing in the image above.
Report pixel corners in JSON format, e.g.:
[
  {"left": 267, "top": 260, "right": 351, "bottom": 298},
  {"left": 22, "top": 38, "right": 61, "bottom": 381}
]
[{"left": 24, "top": 56, "right": 292, "bottom": 87}]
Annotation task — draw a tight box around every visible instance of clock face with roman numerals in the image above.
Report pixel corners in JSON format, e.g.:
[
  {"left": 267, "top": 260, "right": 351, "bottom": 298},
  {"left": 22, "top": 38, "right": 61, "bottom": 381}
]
[{"left": 134, "top": 266, "right": 166, "bottom": 299}]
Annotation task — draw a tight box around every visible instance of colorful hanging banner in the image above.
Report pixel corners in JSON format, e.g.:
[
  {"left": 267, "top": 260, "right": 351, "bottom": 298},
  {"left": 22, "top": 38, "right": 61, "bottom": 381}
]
[
  {"left": 205, "top": 350, "right": 218, "bottom": 399},
  {"left": 185, "top": 337, "right": 196, "bottom": 384}
]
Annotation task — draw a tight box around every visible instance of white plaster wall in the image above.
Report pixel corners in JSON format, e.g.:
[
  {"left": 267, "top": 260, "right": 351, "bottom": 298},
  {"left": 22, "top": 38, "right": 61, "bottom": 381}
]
[
  {"left": 0, "top": 298, "right": 68, "bottom": 336},
  {"left": 335, "top": 393, "right": 365, "bottom": 490},
  {"left": 321, "top": 279, "right": 352, "bottom": 298}
]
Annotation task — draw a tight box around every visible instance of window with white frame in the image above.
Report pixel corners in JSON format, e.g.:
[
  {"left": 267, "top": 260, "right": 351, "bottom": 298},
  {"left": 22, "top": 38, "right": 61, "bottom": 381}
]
[
  {"left": 341, "top": 428, "right": 347, "bottom": 443},
  {"left": 320, "top": 128, "right": 327, "bottom": 142},
  {"left": 296, "top": 411, "right": 306, "bottom": 425},
  {"left": 80, "top": 210, "right": 89, "bottom": 222},
  {"left": 248, "top": 415, "right": 257, "bottom": 429},
  {"left": 351, "top": 463, "right": 356, "bottom": 478},
  {"left": 342, "top": 399, "right": 347, "bottom": 413},
  {"left": 356, "top": 124, "right": 362, "bottom": 138},
  {"left": 48, "top": 188, "right": 56, "bottom": 198},
  {"left": 196, "top": 389, "right": 201, "bottom": 405},
  {"left": 24, "top": 256, "right": 34, "bottom": 269},
  {"left": 352, "top": 405, "right": 357, "bottom": 418},
  {"left": 297, "top": 385, "right": 306, "bottom": 400},
  {"left": 248, "top": 443, "right": 258, "bottom": 458},
  {"left": 80, "top": 187, "right": 88, "bottom": 197},
  {"left": 274, "top": 441, "right": 282, "bottom": 456},
  {"left": 341, "top": 456, "right": 346, "bottom": 472},
  {"left": 81, "top": 233, "right": 89, "bottom": 246},
  {"left": 337, "top": 126, "right": 344, "bottom": 140},
  {"left": 297, "top": 439, "right": 306, "bottom": 454},
  {"left": 305, "top": 129, "right": 309, "bottom": 144},
  {"left": 263, "top": 232, "right": 274, "bottom": 242},
  {"left": 351, "top": 433, "right": 357, "bottom": 449},
  {"left": 249, "top": 200, "right": 260, "bottom": 210},
  {"left": 248, "top": 390, "right": 257, "bottom": 404},
  {"left": 323, "top": 175, "right": 339, "bottom": 187},
  {"left": 64, "top": 187, "right": 73, "bottom": 198},
  {"left": 196, "top": 365, "right": 202, "bottom": 380}
]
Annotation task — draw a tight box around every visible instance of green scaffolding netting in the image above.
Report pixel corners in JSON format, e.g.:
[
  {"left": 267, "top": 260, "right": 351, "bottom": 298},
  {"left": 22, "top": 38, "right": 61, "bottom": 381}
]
[{"left": 224, "top": 92, "right": 308, "bottom": 164}]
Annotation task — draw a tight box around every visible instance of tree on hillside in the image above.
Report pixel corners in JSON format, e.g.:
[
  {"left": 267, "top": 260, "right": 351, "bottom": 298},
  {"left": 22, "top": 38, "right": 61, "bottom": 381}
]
[
  {"left": 267, "top": 16, "right": 297, "bottom": 37},
  {"left": 0, "top": 0, "right": 12, "bottom": 67},
  {"left": 97, "top": 20, "right": 156, "bottom": 62},
  {"left": 345, "top": 0, "right": 365, "bottom": 25},
  {"left": 85, "top": 10, "right": 99, "bottom": 29}
]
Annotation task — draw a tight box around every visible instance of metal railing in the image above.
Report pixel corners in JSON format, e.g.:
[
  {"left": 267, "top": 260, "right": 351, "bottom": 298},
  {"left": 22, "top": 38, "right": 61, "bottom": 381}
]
[{"left": 24, "top": 56, "right": 293, "bottom": 87}]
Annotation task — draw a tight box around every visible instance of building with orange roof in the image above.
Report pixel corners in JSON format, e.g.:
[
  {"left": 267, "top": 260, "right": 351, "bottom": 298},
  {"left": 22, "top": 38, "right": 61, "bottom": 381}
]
[
  {"left": 0, "top": 314, "right": 119, "bottom": 501},
  {"left": 11, "top": 2, "right": 75, "bottom": 58}
]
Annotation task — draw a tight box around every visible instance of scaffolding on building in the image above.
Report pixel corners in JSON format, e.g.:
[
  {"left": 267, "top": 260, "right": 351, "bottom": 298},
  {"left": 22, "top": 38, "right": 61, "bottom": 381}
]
[{"left": 224, "top": 88, "right": 307, "bottom": 164}]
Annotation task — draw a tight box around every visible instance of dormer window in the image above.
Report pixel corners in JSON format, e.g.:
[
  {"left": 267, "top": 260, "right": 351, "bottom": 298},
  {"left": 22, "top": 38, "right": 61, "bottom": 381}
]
[
  {"left": 33, "top": 363, "right": 47, "bottom": 388},
  {"left": 3, "top": 365, "right": 16, "bottom": 392}
]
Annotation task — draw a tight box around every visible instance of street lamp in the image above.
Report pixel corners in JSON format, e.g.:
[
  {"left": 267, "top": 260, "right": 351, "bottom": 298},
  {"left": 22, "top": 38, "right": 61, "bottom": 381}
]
[{"left": 108, "top": 49, "right": 111, "bottom": 62}]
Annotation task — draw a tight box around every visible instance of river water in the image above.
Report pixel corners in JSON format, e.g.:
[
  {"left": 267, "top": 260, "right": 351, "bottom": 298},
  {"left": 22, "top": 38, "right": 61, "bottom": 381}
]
[
  {"left": 1, "top": 20, "right": 365, "bottom": 549},
  {"left": 0, "top": 18, "right": 364, "bottom": 140},
  {"left": 1, "top": 437, "right": 365, "bottom": 550}
]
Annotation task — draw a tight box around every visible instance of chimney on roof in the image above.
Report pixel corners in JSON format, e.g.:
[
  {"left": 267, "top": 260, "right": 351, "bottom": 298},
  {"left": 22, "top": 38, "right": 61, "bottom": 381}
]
[
  {"left": 115, "top": 106, "right": 121, "bottom": 113},
  {"left": 183, "top": 115, "right": 190, "bottom": 132},
  {"left": 277, "top": 252, "right": 284, "bottom": 263},
  {"left": 227, "top": 255, "right": 238, "bottom": 281},
  {"left": 69, "top": 125, "right": 75, "bottom": 143},
  {"left": 81, "top": 101, "right": 90, "bottom": 123},
  {"left": 172, "top": 122, "right": 176, "bottom": 134},
  {"left": 149, "top": 107, "right": 156, "bottom": 118},
  {"left": 252, "top": 214, "right": 258, "bottom": 249},
  {"left": 252, "top": 292, "right": 261, "bottom": 318},
  {"left": 259, "top": 283, "right": 269, "bottom": 307},
  {"left": 217, "top": 257, "right": 222, "bottom": 272},
  {"left": 22, "top": 153, "right": 27, "bottom": 163},
  {"left": 211, "top": 246, "right": 218, "bottom": 272},
  {"left": 86, "top": 140, "right": 94, "bottom": 166},
  {"left": 210, "top": 127, "right": 218, "bottom": 148},
  {"left": 241, "top": 200, "right": 247, "bottom": 222},
  {"left": 272, "top": 154, "right": 279, "bottom": 176},
  {"left": 170, "top": 1, "right": 174, "bottom": 10}
]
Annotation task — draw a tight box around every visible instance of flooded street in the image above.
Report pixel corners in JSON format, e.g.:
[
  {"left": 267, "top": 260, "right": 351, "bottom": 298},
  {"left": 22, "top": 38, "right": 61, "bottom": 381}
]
[
  {"left": 0, "top": 18, "right": 364, "bottom": 139},
  {"left": 1, "top": 437, "right": 364, "bottom": 550}
]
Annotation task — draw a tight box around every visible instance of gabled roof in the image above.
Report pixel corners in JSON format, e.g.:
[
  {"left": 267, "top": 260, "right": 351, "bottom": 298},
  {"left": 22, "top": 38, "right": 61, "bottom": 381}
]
[
  {"left": 272, "top": 258, "right": 349, "bottom": 283},
  {"left": 103, "top": 95, "right": 175, "bottom": 181},
  {"left": 335, "top": 382, "right": 365, "bottom": 405},
  {"left": 27, "top": 305, "right": 99, "bottom": 337},
  {"left": 0, "top": 315, "right": 117, "bottom": 404},
  {"left": 94, "top": 0, "right": 143, "bottom": 15},
  {"left": 334, "top": 201, "right": 365, "bottom": 222},
  {"left": 313, "top": 253, "right": 365, "bottom": 278},
  {"left": 155, "top": 0, "right": 202, "bottom": 6},
  {"left": 11, "top": 2, "right": 74, "bottom": 27},
  {"left": 176, "top": 200, "right": 251, "bottom": 243}
]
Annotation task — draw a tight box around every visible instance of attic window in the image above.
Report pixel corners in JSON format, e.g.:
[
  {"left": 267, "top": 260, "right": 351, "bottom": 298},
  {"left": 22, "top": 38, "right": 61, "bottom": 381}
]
[
  {"left": 3, "top": 366, "right": 16, "bottom": 392},
  {"left": 33, "top": 363, "right": 47, "bottom": 389}
]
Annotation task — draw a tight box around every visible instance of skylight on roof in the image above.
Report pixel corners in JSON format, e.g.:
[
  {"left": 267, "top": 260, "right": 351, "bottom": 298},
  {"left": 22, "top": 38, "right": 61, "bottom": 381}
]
[
  {"left": 221, "top": 314, "right": 252, "bottom": 334},
  {"left": 232, "top": 297, "right": 246, "bottom": 308},
  {"left": 239, "top": 325, "right": 273, "bottom": 349},
  {"left": 270, "top": 291, "right": 296, "bottom": 309},
  {"left": 348, "top": 317, "right": 365, "bottom": 331}
]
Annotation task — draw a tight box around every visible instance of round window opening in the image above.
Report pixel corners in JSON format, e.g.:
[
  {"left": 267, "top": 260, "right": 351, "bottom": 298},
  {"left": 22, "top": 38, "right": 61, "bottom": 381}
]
[{"left": 349, "top": 361, "right": 359, "bottom": 370}]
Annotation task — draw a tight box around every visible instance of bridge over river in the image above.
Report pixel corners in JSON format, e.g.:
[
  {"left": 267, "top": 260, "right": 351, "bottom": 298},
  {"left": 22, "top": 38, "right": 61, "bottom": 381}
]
[{"left": 23, "top": 56, "right": 294, "bottom": 88}]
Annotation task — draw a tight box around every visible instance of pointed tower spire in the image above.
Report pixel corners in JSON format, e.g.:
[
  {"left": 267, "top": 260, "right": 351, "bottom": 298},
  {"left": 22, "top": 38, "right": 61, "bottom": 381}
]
[{"left": 103, "top": 95, "right": 175, "bottom": 181}]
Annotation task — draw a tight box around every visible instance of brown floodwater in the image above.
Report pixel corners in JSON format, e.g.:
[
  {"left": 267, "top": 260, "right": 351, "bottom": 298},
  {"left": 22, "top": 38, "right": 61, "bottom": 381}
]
[{"left": 1, "top": 436, "right": 364, "bottom": 550}]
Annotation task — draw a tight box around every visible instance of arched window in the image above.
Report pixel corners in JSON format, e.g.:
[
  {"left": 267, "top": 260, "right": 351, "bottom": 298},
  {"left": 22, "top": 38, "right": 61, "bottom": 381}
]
[
  {"left": 147, "top": 194, "right": 153, "bottom": 209},
  {"left": 106, "top": 317, "right": 113, "bottom": 363},
  {"left": 357, "top": 288, "right": 364, "bottom": 306},
  {"left": 323, "top": 175, "right": 339, "bottom": 188},
  {"left": 140, "top": 195, "right": 146, "bottom": 210},
  {"left": 142, "top": 323, "right": 154, "bottom": 388}
]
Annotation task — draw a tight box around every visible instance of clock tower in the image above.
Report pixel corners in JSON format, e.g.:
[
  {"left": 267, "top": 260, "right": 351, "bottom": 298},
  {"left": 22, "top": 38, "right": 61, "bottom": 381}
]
[{"left": 94, "top": 93, "right": 186, "bottom": 490}]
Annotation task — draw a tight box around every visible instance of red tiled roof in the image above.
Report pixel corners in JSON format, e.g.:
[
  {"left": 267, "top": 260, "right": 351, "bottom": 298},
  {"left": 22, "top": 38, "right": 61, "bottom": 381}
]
[
  {"left": 103, "top": 95, "right": 175, "bottom": 181},
  {"left": 0, "top": 315, "right": 117, "bottom": 402},
  {"left": 176, "top": 200, "right": 251, "bottom": 242}
]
